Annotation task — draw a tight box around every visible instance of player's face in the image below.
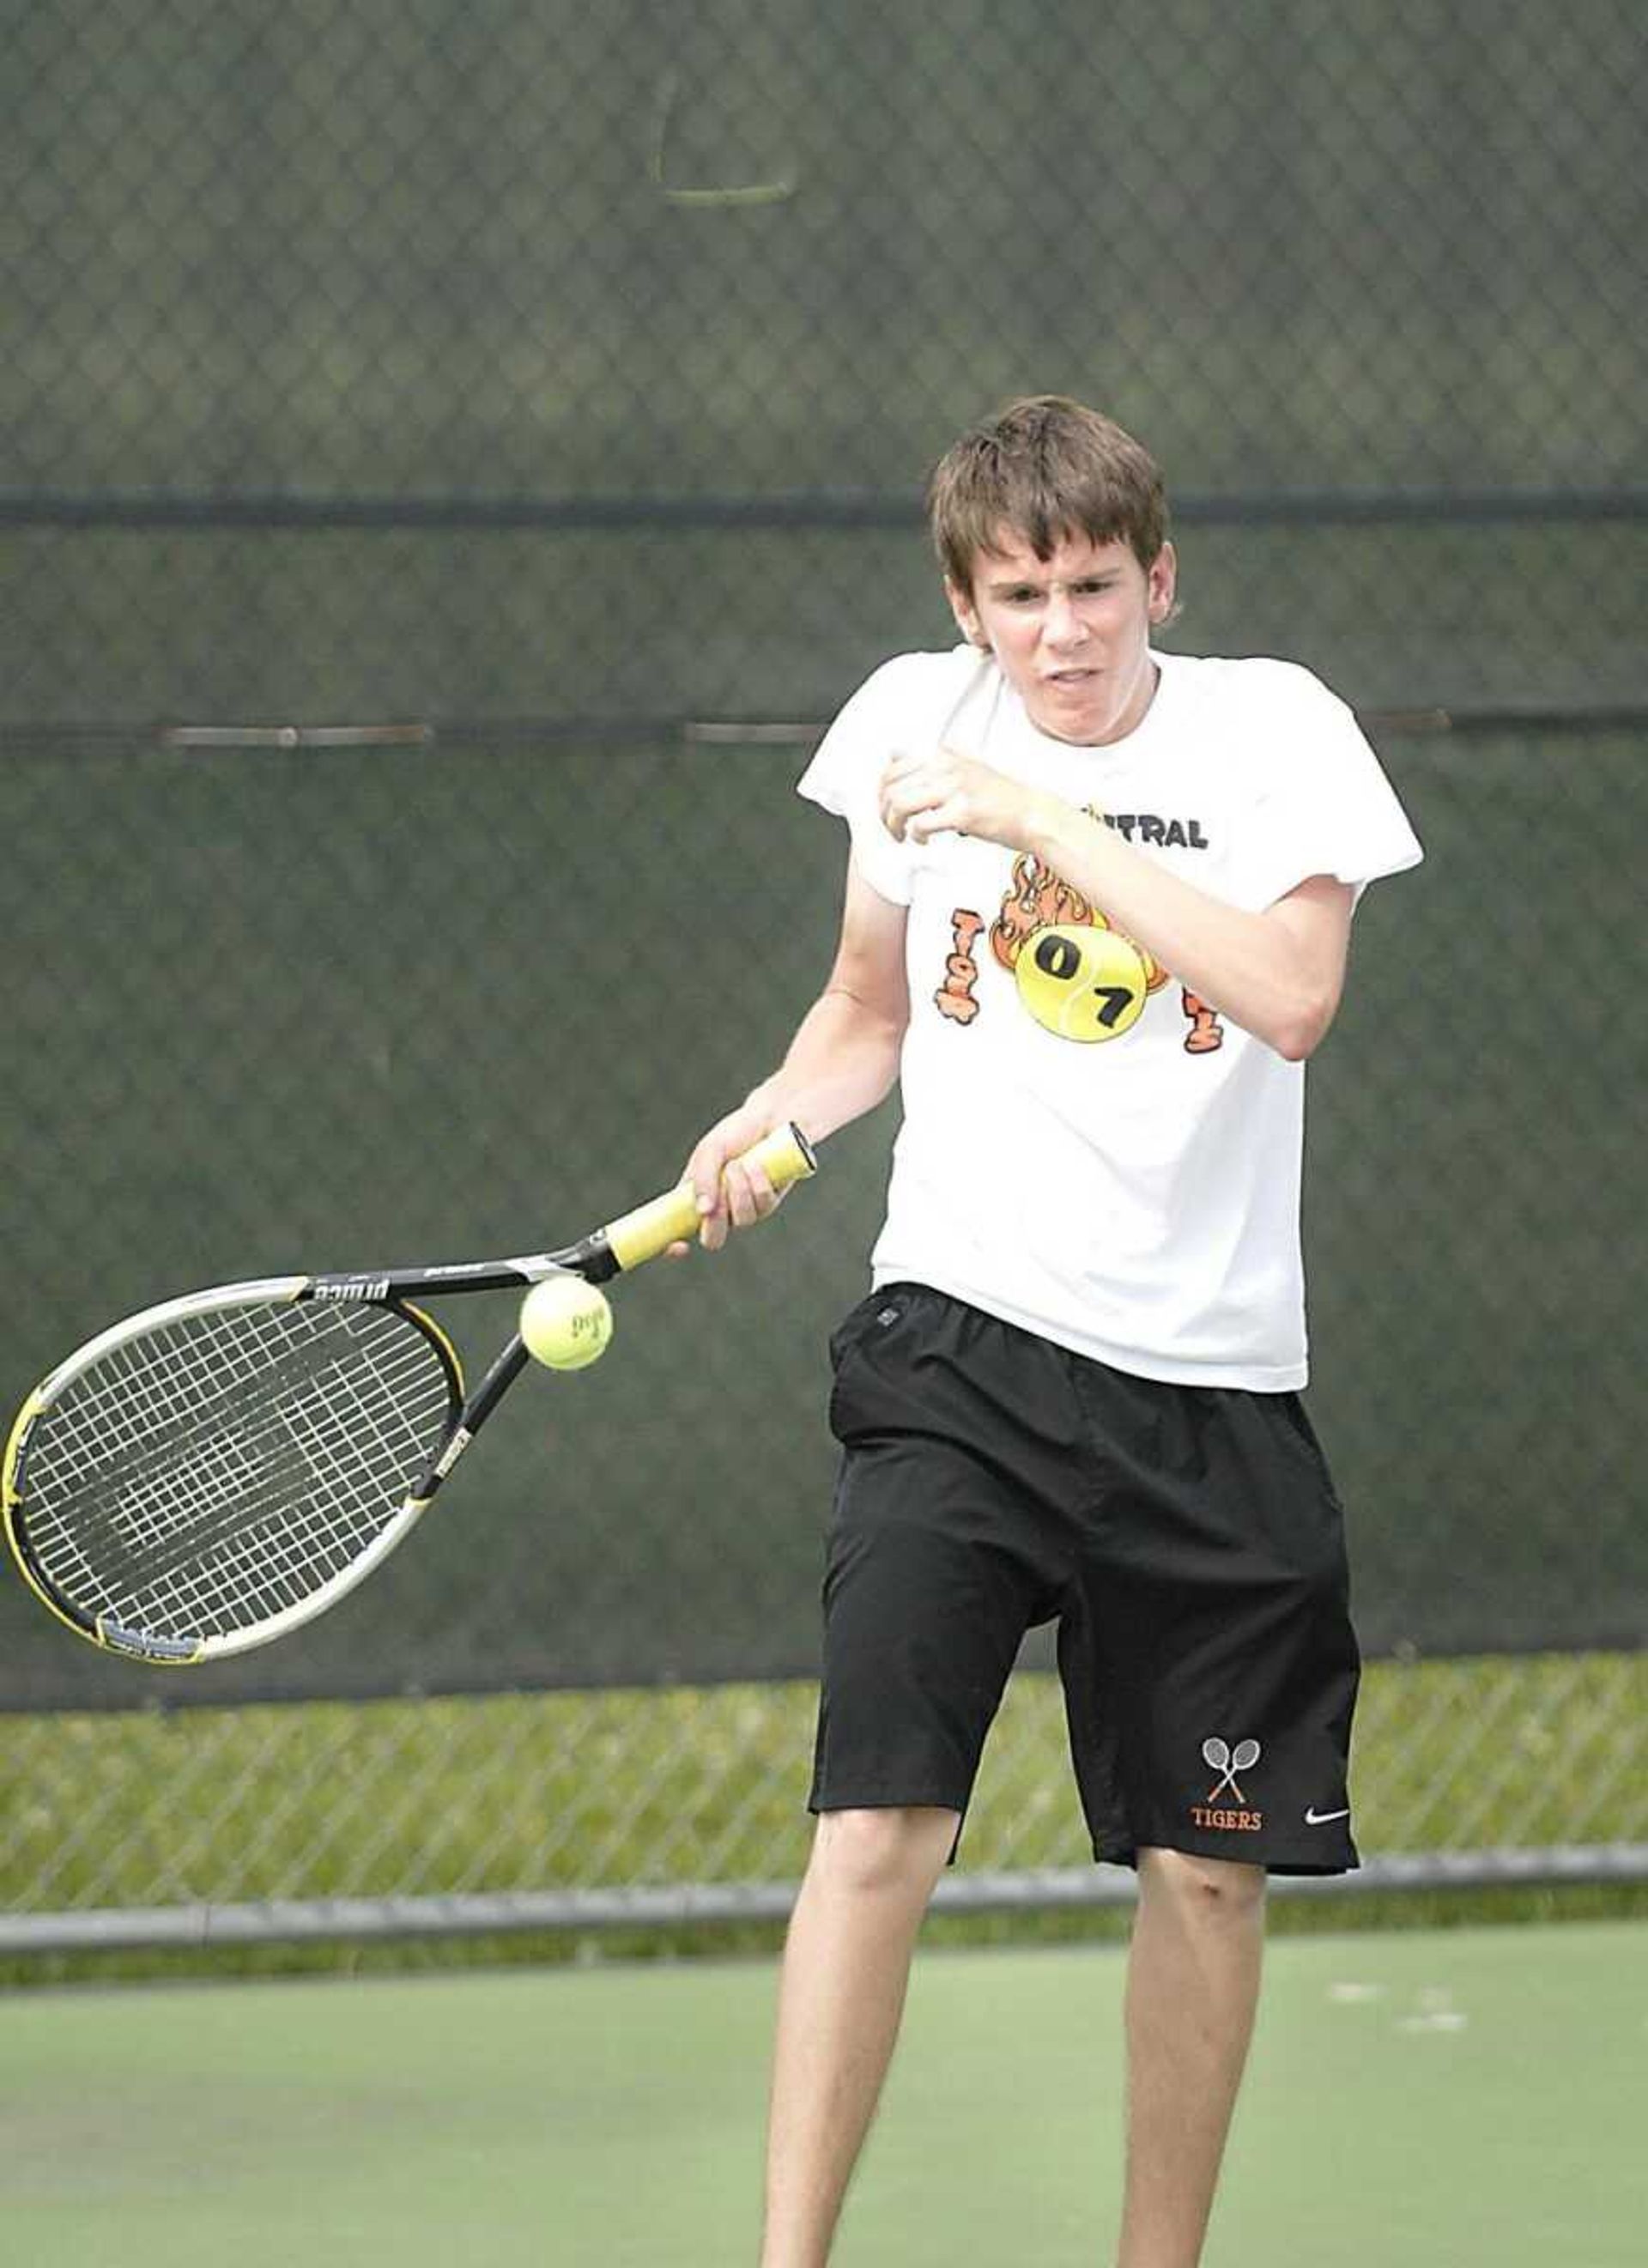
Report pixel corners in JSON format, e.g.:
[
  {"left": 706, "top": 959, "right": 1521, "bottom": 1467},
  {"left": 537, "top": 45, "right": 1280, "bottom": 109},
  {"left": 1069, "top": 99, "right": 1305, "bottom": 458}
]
[{"left": 947, "top": 529, "right": 1177, "bottom": 746}]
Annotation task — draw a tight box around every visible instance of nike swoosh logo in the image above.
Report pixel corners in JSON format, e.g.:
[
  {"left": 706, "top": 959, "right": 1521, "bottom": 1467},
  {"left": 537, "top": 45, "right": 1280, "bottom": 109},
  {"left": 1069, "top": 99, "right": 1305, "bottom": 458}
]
[{"left": 1304, "top": 1806, "right": 1351, "bottom": 1826}]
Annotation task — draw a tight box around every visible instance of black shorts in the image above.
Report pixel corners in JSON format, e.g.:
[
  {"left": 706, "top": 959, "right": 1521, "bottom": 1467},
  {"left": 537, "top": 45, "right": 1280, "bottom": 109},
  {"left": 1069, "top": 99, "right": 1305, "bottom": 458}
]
[{"left": 811, "top": 1284, "right": 1361, "bottom": 1876}]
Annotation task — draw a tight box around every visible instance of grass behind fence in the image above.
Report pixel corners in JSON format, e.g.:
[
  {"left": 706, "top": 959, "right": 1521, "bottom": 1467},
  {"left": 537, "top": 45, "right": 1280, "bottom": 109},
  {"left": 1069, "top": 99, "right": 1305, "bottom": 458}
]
[{"left": 4, "top": 1652, "right": 1646, "bottom": 1986}]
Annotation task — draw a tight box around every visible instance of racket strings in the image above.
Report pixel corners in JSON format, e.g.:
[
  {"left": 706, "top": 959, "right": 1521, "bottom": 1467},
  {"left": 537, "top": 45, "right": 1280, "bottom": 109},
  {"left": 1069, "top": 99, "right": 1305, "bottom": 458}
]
[{"left": 16, "top": 1301, "right": 455, "bottom": 1641}]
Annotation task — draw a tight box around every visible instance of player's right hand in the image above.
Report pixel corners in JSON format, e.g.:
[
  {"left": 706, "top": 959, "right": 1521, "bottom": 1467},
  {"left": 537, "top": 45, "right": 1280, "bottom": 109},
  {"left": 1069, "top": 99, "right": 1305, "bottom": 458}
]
[{"left": 675, "top": 1103, "right": 792, "bottom": 1256}]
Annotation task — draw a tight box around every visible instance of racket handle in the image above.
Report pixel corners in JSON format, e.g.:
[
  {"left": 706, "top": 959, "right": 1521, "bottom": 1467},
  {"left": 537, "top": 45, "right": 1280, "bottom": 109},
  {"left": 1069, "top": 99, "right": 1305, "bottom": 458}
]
[{"left": 603, "top": 1123, "right": 818, "bottom": 1274}]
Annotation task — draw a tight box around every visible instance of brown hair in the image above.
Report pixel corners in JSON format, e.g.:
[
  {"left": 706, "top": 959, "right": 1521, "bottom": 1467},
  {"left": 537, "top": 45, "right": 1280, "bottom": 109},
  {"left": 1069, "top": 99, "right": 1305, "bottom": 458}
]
[{"left": 927, "top": 395, "right": 1169, "bottom": 593}]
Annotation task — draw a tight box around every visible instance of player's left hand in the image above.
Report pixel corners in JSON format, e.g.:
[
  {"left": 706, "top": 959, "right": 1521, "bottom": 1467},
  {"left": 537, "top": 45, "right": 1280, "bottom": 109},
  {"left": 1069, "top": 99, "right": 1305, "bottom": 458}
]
[{"left": 879, "top": 745, "right": 1045, "bottom": 849}]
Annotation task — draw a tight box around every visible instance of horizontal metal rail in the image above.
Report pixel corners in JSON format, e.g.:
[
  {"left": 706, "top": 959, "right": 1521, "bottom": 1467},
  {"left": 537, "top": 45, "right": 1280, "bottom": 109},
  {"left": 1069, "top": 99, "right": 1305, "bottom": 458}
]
[
  {"left": 4, "top": 1844, "right": 1645, "bottom": 1956},
  {"left": 3, "top": 700, "right": 1644, "bottom": 769},
  {"left": 3, "top": 486, "right": 1645, "bottom": 532}
]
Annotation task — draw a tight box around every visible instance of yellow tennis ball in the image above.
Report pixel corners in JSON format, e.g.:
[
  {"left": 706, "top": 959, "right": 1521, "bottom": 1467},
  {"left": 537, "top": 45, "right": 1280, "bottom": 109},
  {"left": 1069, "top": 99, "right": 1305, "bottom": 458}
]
[
  {"left": 1015, "top": 922, "right": 1149, "bottom": 1043},
  {"left": 519, "top": 1275, "right": 614, "bottom": 1370}
]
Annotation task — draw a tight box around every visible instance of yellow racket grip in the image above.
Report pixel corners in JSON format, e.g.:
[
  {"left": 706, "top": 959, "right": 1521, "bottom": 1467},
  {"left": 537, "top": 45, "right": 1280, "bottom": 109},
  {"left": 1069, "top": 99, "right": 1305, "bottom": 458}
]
[{"left": 603, "top": 1123, "right": 818, "bottom": 1274}]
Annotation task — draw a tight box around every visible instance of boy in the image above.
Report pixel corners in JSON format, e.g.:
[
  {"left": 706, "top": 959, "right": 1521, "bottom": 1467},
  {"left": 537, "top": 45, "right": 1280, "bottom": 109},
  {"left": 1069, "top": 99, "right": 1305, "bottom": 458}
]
[{"left": 684, "top": 395, "right": 1421, "bottom": 2266}]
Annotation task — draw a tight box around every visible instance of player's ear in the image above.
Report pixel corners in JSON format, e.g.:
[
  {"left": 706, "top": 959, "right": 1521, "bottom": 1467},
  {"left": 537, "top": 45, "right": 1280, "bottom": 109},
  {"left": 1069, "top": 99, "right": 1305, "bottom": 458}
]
[
  {"left": 945, "top": 575, "right": 989, "bottom": 650},
  {"left": 1146, "top": 542, "right": 1178, "bottom": 626}
]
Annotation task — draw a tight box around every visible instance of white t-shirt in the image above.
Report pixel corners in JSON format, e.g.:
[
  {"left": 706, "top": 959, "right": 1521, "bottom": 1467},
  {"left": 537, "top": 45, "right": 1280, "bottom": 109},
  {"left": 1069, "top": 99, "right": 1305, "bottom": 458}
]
[{"left": 797, "top": 643, "right": 1423, "bottom": 1391}]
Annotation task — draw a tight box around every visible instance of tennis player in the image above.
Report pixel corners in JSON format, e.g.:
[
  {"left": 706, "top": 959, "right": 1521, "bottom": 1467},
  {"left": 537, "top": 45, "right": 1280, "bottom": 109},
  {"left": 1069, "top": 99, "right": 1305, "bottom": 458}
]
[{"left": 684, "top": 395, "right": 1422, "bottom": 2267}]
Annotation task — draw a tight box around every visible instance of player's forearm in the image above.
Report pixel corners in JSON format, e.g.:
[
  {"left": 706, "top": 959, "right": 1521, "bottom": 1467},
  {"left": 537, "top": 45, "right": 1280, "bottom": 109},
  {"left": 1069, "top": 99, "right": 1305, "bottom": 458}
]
[
  {"left": 1024, "top": 800, "right": 1341, "bottom": 1061},
  {"left": 748, "top": 984, "right": 905, "bottom": 1144}
]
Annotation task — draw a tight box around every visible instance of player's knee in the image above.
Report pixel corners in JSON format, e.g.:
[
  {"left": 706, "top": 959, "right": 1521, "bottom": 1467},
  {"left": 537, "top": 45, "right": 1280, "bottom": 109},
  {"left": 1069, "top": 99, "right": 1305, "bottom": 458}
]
[
  {"left": 1139, "top": 1845, "right": 1268, "bottom": 1923},
  {"left": 811, "top": 1805, "right": 957, "bottom": 1898}
]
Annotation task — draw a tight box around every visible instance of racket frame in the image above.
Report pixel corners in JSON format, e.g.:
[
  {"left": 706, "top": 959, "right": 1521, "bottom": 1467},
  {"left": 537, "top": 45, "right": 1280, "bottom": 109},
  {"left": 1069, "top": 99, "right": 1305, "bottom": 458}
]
[{"left": 3, "top": 1277, "right": 466, "bottom": 1665}]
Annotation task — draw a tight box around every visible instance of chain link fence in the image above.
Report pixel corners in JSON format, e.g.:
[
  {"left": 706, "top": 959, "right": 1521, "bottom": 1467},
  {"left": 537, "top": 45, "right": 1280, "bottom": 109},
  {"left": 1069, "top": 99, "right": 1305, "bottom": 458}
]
[
  {"left": 7, "top": 1657, "right": 1648, "bottom": 1956},
  {"left": 3, "top": 1, "right": 1645, "bottom": 1948}
]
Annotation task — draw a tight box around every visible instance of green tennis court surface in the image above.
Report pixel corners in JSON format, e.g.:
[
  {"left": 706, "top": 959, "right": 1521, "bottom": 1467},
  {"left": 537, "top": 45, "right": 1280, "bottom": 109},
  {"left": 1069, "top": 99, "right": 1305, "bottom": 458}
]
[{"left": 5, "top": 1921, "right": 1640, "bottom": 2265}]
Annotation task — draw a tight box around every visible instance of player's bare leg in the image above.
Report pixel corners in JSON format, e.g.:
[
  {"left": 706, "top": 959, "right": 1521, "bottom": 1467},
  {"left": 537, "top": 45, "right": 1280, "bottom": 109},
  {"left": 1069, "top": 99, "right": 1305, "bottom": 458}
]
[
  {"left": 1117, "top": 1848, "right": 1266, "bottom": 2268},
  {"left": 760, "top": 1805, "right": 958, "bottom": 2268}
]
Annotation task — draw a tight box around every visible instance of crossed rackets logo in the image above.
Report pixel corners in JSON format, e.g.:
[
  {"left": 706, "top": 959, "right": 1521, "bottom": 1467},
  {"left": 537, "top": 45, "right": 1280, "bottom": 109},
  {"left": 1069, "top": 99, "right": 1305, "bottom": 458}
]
[{"left": 1202, "top": 1735, "right": 1262, "bottom": 1804}]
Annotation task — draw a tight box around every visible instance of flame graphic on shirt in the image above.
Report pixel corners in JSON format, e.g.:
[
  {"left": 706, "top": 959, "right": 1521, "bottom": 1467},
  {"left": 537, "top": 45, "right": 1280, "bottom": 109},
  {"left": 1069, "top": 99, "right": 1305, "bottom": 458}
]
[{"left": 990, "top": 844, "right": 1169, "bottom": 996}]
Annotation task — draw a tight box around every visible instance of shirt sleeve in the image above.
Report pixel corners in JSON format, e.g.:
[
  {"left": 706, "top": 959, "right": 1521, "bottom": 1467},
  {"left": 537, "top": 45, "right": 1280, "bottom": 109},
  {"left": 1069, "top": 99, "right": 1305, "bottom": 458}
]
[
  {"left": 1237, "top": 664, "right": 1425, "bottom": 911},
  {"left": 794, "top": 658, "right": 923, "bottom": 906}
]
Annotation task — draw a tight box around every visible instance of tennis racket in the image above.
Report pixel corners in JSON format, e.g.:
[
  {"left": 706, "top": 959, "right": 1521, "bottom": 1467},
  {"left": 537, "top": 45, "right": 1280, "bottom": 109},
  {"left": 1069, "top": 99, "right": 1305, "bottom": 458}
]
[{"left": 3, "top": 1123, "right": 816, "bottom": 1667}]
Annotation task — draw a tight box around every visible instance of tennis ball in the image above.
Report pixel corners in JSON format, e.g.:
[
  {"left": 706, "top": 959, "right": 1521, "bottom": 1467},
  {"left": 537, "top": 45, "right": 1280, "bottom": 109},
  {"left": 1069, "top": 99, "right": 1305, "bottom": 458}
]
[
  {"left": 519, "top": 1275, "right": 614, "bottom": 1371},
  {"left": 1015, "top": 922, "right": 1149, "bottom": 1043}
]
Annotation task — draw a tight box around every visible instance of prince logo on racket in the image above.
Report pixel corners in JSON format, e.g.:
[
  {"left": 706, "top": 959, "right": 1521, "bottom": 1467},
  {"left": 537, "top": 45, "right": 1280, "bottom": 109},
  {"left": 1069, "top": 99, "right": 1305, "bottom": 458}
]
[{"left": 682, "top": 396, "right": 1421, "bottom": 2268}]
